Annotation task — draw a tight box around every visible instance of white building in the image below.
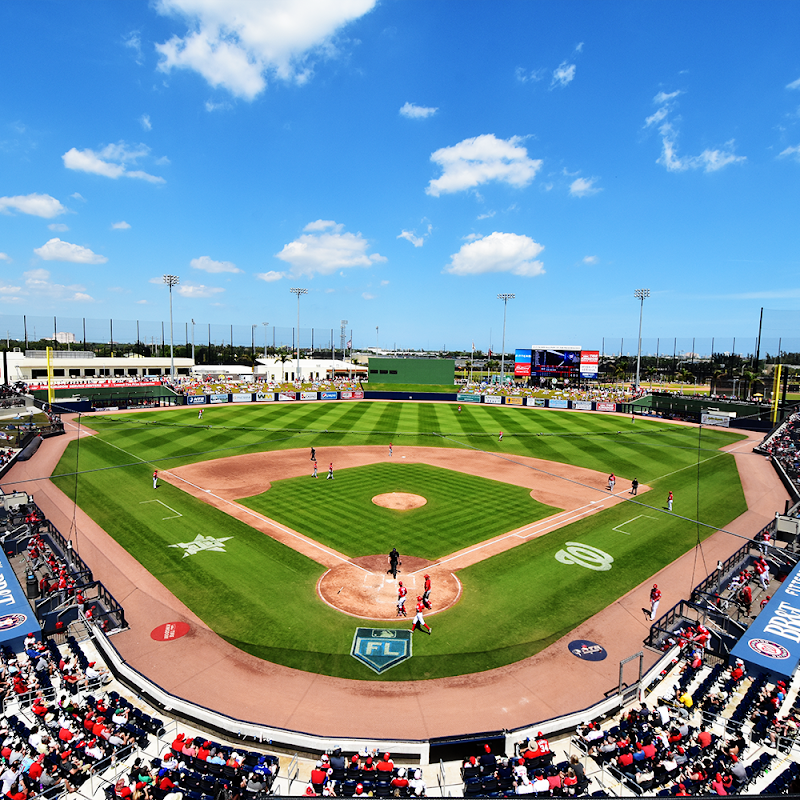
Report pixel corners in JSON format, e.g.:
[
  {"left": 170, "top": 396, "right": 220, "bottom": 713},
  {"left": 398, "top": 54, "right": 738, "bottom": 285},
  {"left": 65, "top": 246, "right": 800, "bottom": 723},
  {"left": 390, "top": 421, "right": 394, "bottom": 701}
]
[{"left": 254, "top": 357, "right": 366, "bottom": 382}]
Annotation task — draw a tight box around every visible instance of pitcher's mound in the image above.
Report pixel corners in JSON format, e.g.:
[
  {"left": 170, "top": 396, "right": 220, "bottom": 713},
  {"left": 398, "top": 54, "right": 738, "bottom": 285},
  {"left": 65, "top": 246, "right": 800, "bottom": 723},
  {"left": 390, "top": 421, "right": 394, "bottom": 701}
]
[
  {"left": 318, "top": 558, "right": 461, "bottom": 620},
  {"left": 372, "top": 492, "right": 427, "bottom": 510}
]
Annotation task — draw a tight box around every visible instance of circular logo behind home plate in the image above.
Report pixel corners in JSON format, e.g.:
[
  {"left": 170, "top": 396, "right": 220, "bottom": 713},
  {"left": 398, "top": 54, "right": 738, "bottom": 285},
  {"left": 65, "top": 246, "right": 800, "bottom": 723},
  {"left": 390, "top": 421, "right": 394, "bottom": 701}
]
[
  {"left": 150, "top": 621, "right": 191, "bottom": 642},
  {"left": 748, "top": 638, "right": 790, "bottom": 660},
  {"left": 568, "top": 639, "right": 608, "bottom": 661}
]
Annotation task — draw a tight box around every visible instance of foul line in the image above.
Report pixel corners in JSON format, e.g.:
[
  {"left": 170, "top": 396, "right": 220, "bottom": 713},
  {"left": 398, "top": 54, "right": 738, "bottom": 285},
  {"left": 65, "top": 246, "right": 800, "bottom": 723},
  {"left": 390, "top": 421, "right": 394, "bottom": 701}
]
[{"left": 613, "top": 515, "right": 657, "bottom": 535}]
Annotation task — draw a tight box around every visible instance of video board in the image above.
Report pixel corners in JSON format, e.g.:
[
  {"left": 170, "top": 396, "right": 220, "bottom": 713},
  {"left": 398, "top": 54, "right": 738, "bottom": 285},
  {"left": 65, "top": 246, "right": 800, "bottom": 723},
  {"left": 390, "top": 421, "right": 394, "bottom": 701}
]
[{"left": 531, "top": 349, "right": 580, "bottom": 376}]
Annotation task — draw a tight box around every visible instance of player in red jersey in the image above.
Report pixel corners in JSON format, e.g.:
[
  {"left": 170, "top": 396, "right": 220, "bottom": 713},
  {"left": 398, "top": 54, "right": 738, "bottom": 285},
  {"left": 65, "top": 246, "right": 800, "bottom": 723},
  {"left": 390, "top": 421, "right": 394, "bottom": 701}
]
[
  {"left": 422, "top": 574, "right": 432, "bottom": 609},
  {"left": 396, "top": 582, "right": 408, "bottom": 617},
  {"left": 412, "top": 597, "right": 431, "bottom": 634}
]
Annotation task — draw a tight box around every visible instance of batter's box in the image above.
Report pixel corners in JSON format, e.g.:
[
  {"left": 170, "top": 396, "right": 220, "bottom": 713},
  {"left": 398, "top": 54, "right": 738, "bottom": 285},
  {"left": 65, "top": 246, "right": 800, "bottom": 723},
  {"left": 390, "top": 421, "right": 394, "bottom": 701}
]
[
  {"left": 351, "top": 628, "right": 412, "bottom": 674},
  {"left": 613, "top": 515, "right": 657, "bottom": 536}
]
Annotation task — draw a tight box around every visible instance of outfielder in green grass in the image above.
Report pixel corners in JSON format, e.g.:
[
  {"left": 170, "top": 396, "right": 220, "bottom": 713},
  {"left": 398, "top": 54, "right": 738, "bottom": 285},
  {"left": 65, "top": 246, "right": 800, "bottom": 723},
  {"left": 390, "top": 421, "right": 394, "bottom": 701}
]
[{"left": 51, "top": 402, "right": 748, "bottom": 681}]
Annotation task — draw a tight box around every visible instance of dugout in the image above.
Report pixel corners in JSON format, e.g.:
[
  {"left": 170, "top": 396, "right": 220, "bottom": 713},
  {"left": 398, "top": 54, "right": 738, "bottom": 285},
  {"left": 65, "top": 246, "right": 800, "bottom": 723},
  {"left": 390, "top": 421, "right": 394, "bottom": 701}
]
[{"left": 367, "top": 357, "right": 454, "bottom": 385}]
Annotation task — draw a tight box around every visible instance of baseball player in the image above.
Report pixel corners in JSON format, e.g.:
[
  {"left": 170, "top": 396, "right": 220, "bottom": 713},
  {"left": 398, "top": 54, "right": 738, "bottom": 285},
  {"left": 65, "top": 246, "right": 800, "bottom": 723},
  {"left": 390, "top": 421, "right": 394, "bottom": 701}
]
[
  {"left": 411, "top": 596, "right": 431, "bottom": 634},
  {"left": 388, "top": 547, "right": 400, "bottom": 580},
  {"left": 649, "top": 584, "right": 661, "bottom": 620},
  {"left": 310, "top": 447, "right": 316, "bottom": 461},
  {"left": 312, "top": 460, "right": 318, "bottom": 478},
  {"left": 152, "top": 470, "right": 158, "bottom": 489},
  {"left": 458, "top": 405, "right": 462, "bottom": 413},
  {"left": 326, "top": 462, "right": 334, "bottom": 480},
  {"left": 396, "top": 581, "right": 407, "bottom": 617},
  {"left": 608, "top": 473, "right": 616, "bottom": 492},
  {"left": 389, "top": 443, "right": 393, "bottom": 457},
  {"left": 667, "top": 491, "right": 673, "bottom": 512},
  {"left": 755, "top": 556, "right": 770, "bottom": 590},
  {"left": 498, "top": 431, "right": 503, "bottom": 441},
  {"left": 198, "top": 408, "right": 203, "bottom": 420},
  {"left": 630, "top": 478, "right": 639, "bottom": 496},
  {"left": 422, "top": 573, "right": 432, "bottom": 609}
]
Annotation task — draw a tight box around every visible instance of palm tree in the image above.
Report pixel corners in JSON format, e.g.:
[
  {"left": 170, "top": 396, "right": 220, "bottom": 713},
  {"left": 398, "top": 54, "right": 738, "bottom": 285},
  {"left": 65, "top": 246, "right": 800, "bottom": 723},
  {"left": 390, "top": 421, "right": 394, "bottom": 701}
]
[
  {"left": 276, "top": 353, "right": 291, "bottom": 383},
  {"left": 710, "top": 366, "right": 727, "bottom": 396}
]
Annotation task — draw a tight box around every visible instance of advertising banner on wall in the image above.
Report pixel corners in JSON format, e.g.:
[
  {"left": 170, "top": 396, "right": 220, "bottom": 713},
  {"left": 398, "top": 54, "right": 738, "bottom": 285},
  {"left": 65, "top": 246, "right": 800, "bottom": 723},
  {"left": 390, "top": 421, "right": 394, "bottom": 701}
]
[
  {"left": 320, "top": 391, "right": 338, "bottom": 400},
  {"left": 0, "top": 548, "right": 39, "bottom": 652},
  {"left": 185, "top": 395, "right": 207, "bottom": 405},
  {"left": 340, "top": 391, "right": 364, "bottom": 400},
  {"left": 580, "top": 350, "right": 600, "bottom": 379},
  {"left": 255, "top": 392, "right": 275, "bottom": 402},
  {"left": 457, "top": 393, "right": 482, "bottom": 403},
  {"left": 573, "top": 400, "right": 592, "bottom": 411},
  {"left": 300, "top": 392, "right": 318, "bottom": 401},
  {"left": 514, "top": 363, "right": 532, "bottom": 376},
  {"left": 596, "top": 402, "right": 616, "bottom": 412},
  {"left": 506, "top": 396, "right": 524, "bottom": 406},
  {"left": 210, "top": 393, "right": 228, "bottom": 404},
  {"left": 278, "top": 392, "right": 296, "bottom": 401},
  {"left": 701, "top": 412, "right": 731, "bottom": 427},
  {"left": 231, "top": 393, "right": 252, "bottom": 402},
  {"left": 548, "top": 398, "right": 569, "bottom": 409},
  {"left": 527, "top": 397, "right": 545, "bottom": 407},
  {"left": 484, "top": 395, "right": 502, "bottom": 405}
]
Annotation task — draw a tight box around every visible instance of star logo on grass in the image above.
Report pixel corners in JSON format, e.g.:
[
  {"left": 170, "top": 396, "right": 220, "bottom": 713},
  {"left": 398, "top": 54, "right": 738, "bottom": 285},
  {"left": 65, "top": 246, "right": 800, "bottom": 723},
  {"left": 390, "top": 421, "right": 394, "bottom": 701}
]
[{"left": 169, "top": 534, "right": 233, "bottom": 558}]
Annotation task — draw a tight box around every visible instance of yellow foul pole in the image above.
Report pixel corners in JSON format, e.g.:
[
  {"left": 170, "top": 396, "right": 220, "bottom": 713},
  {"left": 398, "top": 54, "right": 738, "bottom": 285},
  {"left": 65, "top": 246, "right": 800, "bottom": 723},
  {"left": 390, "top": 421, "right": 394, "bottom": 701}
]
[
  {"left": 771, "top": 364, "right": 781, "bottom": 425},
  {"left": 46, "top": 346, "right": 54, "bottom": 405}
]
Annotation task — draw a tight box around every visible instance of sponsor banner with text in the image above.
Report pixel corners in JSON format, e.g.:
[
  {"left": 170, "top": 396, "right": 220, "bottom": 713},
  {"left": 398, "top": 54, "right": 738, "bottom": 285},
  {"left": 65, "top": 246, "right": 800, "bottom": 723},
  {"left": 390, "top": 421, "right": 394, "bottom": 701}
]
[
  {"left": 456, "top": 393, "right": 481, "bottom": 403},
  {"left": 0, "top": 547, "right": 39, "bottom": 652},
  {"left": 596, "top": 402, "right": 616, "bottom": 412},
  {"left": 526, "top": 397, "right": 546, "bottom": 407},
  {"left": 548, "top": 398, "right": 568, "bottom": 409},
  {"left": 209, "top": 393, "right": 228, "bottom": 404},
  {"left": 701, "top": 412, "right": 731, "bottom": 427},
  {"left": 231, "top": 393, "right": 252, "bottom": 403},
  {"left": 514, "top": 363, "right": 531, "bottom": 376},
  {"left": 579, "top": 350, "right": 600, "bottom": 379},
  {"left": 255, "top": 391, "right": 275, "bottom": 402},
  {"left": 484, "top": 395, "right": 502, "bottom": 405},
  {"left": 505, "top": 396, "right": 524, "bottom": 406},
  {"left": 185, "top": 394, "right": 207, "bottom": 405},
  {"left": 320, "top": 391, "right": 338, "bottom": 400},
  {"left": 573, "top": 400, "right": 592, "bottom": 411},
  {"left": 279, "top": 392, "right": 296, "bottom": 402},
  {"left": 340, "top": 391, "right": 364, "bottom": 400},
  {"left": 300, "top": 392, "right": 318, "bottom": 401}
]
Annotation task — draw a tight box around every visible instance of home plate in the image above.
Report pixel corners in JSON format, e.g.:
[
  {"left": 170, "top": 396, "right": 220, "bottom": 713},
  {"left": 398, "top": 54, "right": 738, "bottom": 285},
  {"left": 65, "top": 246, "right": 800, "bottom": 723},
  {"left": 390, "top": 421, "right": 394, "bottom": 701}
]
[{"left": 402, "top": 455, "right": 406, "bottom": 458}]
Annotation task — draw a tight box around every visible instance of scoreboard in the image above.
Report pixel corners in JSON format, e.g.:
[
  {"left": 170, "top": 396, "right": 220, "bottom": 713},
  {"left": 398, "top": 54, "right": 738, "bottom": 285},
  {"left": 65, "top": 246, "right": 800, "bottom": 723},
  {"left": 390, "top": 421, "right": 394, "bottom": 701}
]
[{"left": 514, "top": 347, "right": 599, "bottom": 380}]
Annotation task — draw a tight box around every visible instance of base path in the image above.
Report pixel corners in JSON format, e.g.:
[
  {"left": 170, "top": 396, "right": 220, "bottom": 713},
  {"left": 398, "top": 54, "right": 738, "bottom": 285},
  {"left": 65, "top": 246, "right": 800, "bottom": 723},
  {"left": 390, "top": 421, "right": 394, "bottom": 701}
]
[{"left": 4, "top": 418, "right": 787, "bottom": 741}]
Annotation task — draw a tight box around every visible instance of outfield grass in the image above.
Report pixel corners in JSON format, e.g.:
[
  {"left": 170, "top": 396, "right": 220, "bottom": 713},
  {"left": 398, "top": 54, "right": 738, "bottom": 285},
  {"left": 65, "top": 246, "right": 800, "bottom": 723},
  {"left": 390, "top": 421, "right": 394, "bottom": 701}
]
[
  {"left": 51, "top": 403, "right": 748, "bottom": 680},
  {"left": 240, "top": 462, "right": 560, "bottom": 559}
]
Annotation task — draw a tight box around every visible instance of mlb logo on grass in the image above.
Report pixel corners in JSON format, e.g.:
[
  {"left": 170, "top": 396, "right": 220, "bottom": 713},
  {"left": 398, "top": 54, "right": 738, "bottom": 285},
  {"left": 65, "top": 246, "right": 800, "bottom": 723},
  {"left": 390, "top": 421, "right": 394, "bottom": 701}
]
[{"left": 351, "top": 628, "right": 412, "bottom": 674}]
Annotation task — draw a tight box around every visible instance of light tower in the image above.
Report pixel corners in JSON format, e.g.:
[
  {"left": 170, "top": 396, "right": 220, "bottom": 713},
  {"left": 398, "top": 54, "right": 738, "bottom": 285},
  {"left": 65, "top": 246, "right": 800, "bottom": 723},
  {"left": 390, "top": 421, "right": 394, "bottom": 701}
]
[
  {"left": 634, "top": 288, "right": 650, "bottom": 389},
  {"left": 289, "top": 287, "right": 307, "bottom": 381},
  {"left": 163, "top": 274, "right": 179, "bottom": 378},
  {"left": 497, "top": 293, "right": 515, "bottom": 386}
]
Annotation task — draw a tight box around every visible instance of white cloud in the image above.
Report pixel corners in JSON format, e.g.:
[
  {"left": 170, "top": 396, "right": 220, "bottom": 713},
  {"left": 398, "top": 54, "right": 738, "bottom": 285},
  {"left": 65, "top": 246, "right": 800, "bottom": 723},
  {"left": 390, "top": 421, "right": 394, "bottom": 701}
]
[
  {"left": 657, "top": 123, "right": 745, "bottom": 172},
  {"left": 0, "top": 283, "right": 21, "bottom": 293},
  {"left": 426, "top": 134, "right": 542, "bottom": 197},
  {"left": 582, "top": 255, "right": 598, "bottom": 265},
  {"left": 205, "top": 99, "right": 231, "bottom": 112},
  {"left": 477, "top": 210, "right": 496, "bottom": 220},
  {"left": 49, "top": 223, "right": 69, "bottom": 232},
  {"left": 380, "top": 279, "right": 389, "bottom": 286},
  {"left": 787, "top": 77, "right": 800, "bottom": 90},
  {"left": 551, "top": 61, "right": 576, "bottom": 88},
  {"left": 399, "top": 102, "right": 437, "bottom": 119},
  {"left": 33, "top": 238, "right": 107, "bottom": 264},
  {"left": 362, "top": 292, "right": 375, "bottom": 300},
  {"left": 155, "top": 0, "right": 377, "bottom": 100},
  {"left": 71, "top": 192, "right": 85, "bottom": 201},
  {"left": 570, "top": 177, "right": 602, "bottom": 197},
  {"left": 190, "top": 255, "right": 242, "bottom": 273},
  {"left": 654, "top": 90, "right": 682, "bottom": 104},
  {"left": 398, "top": 230, "right": 424, "bottom": 247},
  {"left": 515, "top": 66, "right": 545, "bottom": 84},
  {"left": 62, "top": 142, "right": 166, "bottom": 183},
  {"left": 779, "top": 144, "right": 800, "bottom": 161},
  {"left": 136, "top": 299, "right": 148, "bottom": 304},
  {"left": 462, "top": 233, "right": 482, "bottom": 242},
  {"left": 23, "top": 268, "right": 94, "bottom": 302},
  {"left": 256, "top": 270, "right": 285, "bottom": 282},
  {"left": 123, "top": 30, "right": 143, "bottom": 64},
  {"left": 575, "top": 42, "right": 584, "bottom": 53},
  {"left": 176, "top": 282, "right": 224, "bottom": 298},
  {"left": 111, "top": 221, "right": 131, "bottom": 230},
  {"left": 0, "top": 193, "right": 66, "bottom": 218},
  {"left": 140, "top": 114, "right": 152, "bottom": 131},
  {"left": 275, "top": 221, "right": 386, "bottom": 277},
  {"left": 644, "top": 107, "right": 669, "bottom": 128},
  {"left": 0, "top": 253, "right": 11, "bottom": 263},
  {"left": 445, "top": 231, "right": 545, "bottom": 277}
]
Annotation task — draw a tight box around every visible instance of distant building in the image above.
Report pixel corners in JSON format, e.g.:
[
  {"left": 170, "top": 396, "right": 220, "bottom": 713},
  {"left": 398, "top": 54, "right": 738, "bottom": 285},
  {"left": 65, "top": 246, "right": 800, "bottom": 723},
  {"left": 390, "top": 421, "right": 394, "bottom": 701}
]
[{"left": 254, "top": 357, "right": 366, "bottom": 382}]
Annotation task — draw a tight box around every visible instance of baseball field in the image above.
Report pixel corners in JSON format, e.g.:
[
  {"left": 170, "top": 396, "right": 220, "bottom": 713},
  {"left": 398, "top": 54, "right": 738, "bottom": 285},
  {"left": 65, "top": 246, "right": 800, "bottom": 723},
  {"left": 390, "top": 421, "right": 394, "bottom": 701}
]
[{"left": 51, "top": 401, "right": 747, "bottom": 681}]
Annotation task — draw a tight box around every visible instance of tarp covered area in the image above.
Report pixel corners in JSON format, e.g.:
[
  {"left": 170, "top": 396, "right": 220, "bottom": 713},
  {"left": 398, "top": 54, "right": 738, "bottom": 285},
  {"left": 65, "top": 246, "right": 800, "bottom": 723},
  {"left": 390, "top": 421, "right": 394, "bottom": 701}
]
[
  {"left": 730, "top": 558, "right": 800, "bottom": 682},
  {"left": 0, "top": 547, "right": 40, "bottom": 653}
]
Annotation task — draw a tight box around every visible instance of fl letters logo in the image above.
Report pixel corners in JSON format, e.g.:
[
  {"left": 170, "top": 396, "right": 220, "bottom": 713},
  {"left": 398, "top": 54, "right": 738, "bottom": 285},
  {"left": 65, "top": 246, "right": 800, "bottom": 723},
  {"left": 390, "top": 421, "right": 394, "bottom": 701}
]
[{"left": 351, "top": 628, "right": 412, "bottom": 674}]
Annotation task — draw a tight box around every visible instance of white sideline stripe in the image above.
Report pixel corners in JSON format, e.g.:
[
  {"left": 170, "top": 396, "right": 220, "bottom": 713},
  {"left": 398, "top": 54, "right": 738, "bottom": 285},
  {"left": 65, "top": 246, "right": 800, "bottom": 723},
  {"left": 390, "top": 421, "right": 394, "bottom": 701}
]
[
  {"left": 139, "top": 499, "right": 183, "bottom": 520},
  {"left": 613, "top": 514, "right": 657, "bottom": 535}
]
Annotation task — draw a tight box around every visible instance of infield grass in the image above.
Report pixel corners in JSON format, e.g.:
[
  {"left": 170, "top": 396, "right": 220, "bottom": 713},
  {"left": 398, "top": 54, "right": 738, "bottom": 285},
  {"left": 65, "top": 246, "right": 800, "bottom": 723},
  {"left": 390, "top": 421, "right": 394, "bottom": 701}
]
[{"left": 50, "top": 402, "right": 749, "bottom": 680}]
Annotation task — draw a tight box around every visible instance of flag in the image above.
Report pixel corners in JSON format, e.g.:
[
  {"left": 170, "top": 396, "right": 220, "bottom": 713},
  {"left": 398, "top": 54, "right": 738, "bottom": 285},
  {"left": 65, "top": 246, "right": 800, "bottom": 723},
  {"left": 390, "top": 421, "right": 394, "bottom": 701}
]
[
  {"left": 346, "top": 339, "right": 352, "bottom": 348},
  {"left": 488, "top": 349, "right": 492, "bottom": 358}
]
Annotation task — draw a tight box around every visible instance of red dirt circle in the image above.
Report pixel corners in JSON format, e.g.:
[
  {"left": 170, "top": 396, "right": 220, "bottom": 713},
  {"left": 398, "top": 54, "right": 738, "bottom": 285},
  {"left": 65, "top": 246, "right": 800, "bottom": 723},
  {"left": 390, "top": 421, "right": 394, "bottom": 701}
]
[
  {"left": 317, "top": 556, "right": 461, "bottom": 620},
  {"left": 372, "top": 492, "right": 427, "bottom": 510},
  {"left": 150, "top": 621, "right": 191, "bottom": 641}
]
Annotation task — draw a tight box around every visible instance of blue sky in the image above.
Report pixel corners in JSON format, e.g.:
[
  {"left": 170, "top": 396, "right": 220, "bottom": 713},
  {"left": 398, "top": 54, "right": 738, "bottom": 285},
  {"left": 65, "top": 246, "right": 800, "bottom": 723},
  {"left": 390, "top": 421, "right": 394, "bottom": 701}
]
[{"left": 2, "top": 0, "right": 800, "bottom": 354}]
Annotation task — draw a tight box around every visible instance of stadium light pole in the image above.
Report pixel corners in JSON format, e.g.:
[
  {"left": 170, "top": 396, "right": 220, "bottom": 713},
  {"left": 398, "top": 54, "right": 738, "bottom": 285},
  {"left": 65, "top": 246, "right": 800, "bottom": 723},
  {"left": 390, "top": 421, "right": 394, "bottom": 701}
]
[
  {"left": 163, "top": 274, "right": 179, "bottom": 379},
  {"left": 634, "top": 288, "right": 650, "bottom": 389},
  {"left": 497, "top": 293, "right": 515, "bottom": 386},
  {"left": 190, "top": 318, "right": 195, "bottom": 362},
  {"left": 289, "top": 288, "right": 307, "bottom": 381},
  {"left": 262, "top": 322, "right": 268, "bottom": 359}
]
